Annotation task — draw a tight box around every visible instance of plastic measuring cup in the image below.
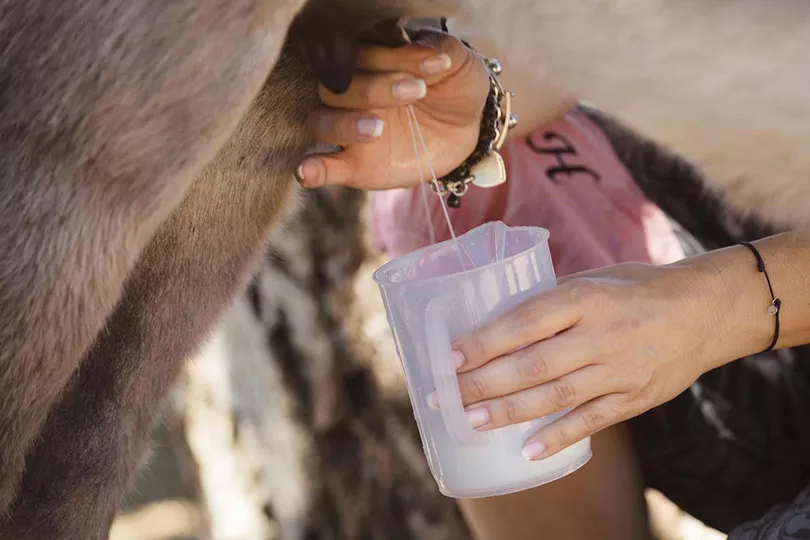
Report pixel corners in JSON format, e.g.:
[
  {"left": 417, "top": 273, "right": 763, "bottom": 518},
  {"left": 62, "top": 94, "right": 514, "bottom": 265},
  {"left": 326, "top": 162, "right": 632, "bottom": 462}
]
[{"left": 373, "top": 221, "right": 592, "bottom": 498}]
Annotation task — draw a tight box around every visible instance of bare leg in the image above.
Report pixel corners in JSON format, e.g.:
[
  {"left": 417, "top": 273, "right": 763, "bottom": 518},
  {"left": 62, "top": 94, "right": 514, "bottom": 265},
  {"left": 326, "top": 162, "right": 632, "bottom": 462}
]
[
  {"left": 459, "top": 425, "right": 651, "bottom": 540},
  {"left": 0, "top": 49, "right": 314, "bottom": 539},
  {"left": 0, "top": 0, "right": 305, "bottom": 513}
]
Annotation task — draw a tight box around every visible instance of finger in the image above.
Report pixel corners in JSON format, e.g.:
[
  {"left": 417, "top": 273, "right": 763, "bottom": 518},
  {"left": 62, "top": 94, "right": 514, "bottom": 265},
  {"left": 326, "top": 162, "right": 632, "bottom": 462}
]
[
  {"left": 306, "top": 108, "right": 384, "bottom": 145},
  {"left": 359, "top": 30, "right": 479, "bottom": 83},
  {"left": 357, "top": 43, "right": 452, "bottom": 79},
  {"left": 453, "top": 282, "right": 588, "bottom": 373},
  {"left": 521, "top": 394, "right": 629, "bottom": 461},
  {"left": 318, "top": 72, "right": 427, "bottom": 110},
  {"left": 295, "top": 153, "right": 355, "bottom": 189},
  {"left": 456, "top": 329, "right": 596, "bottom": 406},
  {"left": 463, "top": 365, "right": 613, "bottom": 431}
]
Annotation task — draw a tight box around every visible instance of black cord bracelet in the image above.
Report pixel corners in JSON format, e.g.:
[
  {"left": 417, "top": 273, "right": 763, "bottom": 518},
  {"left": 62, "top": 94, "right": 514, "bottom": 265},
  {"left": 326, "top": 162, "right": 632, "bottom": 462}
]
[{"left": 739, "top": 242, "right": 781, "bottom": 352}]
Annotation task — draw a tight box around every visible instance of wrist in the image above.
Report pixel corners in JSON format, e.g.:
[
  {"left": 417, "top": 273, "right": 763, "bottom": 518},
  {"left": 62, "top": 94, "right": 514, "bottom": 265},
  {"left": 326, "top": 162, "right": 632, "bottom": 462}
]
[
  {"left": 433, "top": 52, "right": 517, "bottom": 207},
  {"left": 680, "top": 245, "right": 776, "bottom": 370}
]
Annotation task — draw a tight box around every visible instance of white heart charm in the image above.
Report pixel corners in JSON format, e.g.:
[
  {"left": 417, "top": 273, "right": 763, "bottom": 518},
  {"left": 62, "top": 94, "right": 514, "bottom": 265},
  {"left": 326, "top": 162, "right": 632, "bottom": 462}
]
[{"left": 471, "top": 152, "right": 507, "bottom": 188}]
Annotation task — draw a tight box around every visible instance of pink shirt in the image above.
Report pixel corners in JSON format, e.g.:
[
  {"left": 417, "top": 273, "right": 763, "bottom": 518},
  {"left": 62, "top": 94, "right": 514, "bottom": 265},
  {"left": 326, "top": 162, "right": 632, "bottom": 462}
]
[{"left": 368, "top": 108, "right": 685, "bottom": 277}]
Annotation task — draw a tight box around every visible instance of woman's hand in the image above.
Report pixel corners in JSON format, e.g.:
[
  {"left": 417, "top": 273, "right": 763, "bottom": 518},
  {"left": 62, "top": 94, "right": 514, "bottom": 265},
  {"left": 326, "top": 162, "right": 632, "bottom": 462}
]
[
  {"left": 296, "top": 31, "right": 490, "bottom": 191},
  {"left": 441, "top": 260, "right": 751, "bottom": 461}
]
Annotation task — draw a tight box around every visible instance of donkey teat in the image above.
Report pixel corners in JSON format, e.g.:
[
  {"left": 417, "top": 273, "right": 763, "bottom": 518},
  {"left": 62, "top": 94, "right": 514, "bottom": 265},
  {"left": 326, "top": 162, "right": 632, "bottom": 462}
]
[{"left": 289, "top": 0, "right": 466, "bottom": 94}]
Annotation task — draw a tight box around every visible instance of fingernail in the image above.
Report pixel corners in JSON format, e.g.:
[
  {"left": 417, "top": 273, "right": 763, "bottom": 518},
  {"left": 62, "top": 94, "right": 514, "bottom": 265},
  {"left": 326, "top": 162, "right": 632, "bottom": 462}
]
[
  {"left": 355, "top": 116, "right": 384, "bottom": 137},
  {"left": 451, "top": 350, "right": 465, "bottom": 370},
  {"left": 427, "top": 391, "right": 439, "bottom": 409},
  {"left": 421, "top": 53, "right": 452, "bottom": 76},
  {"left": 465, "top": 408, "right": 490, "bottom": 428},
  {"left": 296, "top": 157, "right": 322, "bottom": 187},
  {"left": 392, "top": 78, "right": 426, "bottom": 101},
  {"left": 522, "top": 441, "right": 547, "bottom": 461}
]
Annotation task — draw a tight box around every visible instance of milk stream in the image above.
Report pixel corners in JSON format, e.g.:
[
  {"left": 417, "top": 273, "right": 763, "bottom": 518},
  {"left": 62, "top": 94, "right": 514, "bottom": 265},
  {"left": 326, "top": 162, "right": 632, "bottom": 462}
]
[
  {"left": 405, "top": 106, "right": 436, "bottom": 244},
  {"left": 405, "top": 105, "right": 471, "bottom": 270}
]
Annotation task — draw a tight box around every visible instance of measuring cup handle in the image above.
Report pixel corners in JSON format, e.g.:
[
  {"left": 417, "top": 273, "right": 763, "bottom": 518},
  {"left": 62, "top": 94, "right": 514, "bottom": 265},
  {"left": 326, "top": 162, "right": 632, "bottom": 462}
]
[{"left": 425, "top": 297, "right": 490, "bottom": 446}]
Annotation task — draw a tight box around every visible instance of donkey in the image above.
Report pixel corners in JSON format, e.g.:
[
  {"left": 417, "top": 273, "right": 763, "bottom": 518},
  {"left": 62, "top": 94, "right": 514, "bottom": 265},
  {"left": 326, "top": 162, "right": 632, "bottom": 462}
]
[
  {"left": 0, "top": 1, "right": 462, "bottom": 538},
  {"left": 3, "top": 1, "right": 809, "bottom": 538}
]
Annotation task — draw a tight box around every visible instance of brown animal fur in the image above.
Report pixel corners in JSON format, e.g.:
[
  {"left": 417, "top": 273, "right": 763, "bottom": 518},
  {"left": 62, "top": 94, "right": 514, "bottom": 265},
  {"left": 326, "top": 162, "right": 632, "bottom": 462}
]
[
  {"left": 0, "top": 0, "right": 307, "bottom": 518},
  {"left": 0, "top": 1, "right": 463, "bottom": 538},
  {"left": 0, "top": 49, "right": 310, "bottom": 539}
]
